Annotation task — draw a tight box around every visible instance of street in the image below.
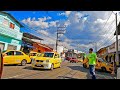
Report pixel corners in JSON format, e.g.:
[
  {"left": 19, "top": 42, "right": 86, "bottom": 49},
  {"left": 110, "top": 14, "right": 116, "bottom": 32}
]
[{"left": 1, "top": 61, "right": 115, "bottom": 79}]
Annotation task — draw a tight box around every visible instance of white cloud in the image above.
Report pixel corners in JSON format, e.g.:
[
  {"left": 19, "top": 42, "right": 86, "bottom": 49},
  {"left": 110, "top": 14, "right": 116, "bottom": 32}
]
[
  {"left": 57, "top": 13, "right": 65, "bottom": 16},
  {"left": 65, "top": 11, "right": 71, "bottom": 17},
  {"left": 22, "top": 16, "right": 52, "bottom": 29},
  {"left": 21, "top": 11, "right": 120, "bottom": 52},
  {"left": 37, "top": 30, "right": 49, "bottom": 36},
  {"left": 58, "top": 11, "right": 72, "bottom": 17},
  {"left": 49, "top": 20, "right": 59, "bottom": 27}
]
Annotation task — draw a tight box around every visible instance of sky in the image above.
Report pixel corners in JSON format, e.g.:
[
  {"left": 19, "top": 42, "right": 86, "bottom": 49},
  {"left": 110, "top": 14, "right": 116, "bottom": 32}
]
[{"left": 6, "top": 11, "right": 120, "bottom": 53}]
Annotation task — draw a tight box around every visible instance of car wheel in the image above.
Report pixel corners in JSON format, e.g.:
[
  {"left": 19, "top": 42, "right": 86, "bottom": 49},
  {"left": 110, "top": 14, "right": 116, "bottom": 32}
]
[
  {"left": 50, "top": 64, "right": 54, "bottom": 70},
  {"left": 83, "top": 64, "right": 87, "bottom": 68},
  {"left": 21, "top": 60, "right": 27, "bottom": 66},
  {"left": 101, "top": 67, "right": 106, "bottom": 72}
]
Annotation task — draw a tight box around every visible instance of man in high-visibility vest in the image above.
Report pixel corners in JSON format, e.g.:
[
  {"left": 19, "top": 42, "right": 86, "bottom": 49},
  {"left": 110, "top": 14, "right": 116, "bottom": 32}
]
[
  {"left": 0, "top": 48, "right": 3, "bottom": 79},
  {"left": 83, "top": 48, "right": 97, "bottom": 79}
]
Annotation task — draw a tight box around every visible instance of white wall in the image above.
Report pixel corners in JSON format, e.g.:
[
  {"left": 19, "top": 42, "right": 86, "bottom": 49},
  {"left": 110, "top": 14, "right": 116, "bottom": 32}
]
[{"left": 57, "top": 46, "right": 64, "bottom": 54}]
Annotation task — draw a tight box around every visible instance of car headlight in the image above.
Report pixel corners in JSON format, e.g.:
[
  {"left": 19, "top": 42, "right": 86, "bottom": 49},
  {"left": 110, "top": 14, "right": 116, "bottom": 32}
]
[
  {"left": 106, "top": 63, "right": 108, "bottom": 65},
  {"left": 46, "top": 60, "right": 50, "bottom": 62}
]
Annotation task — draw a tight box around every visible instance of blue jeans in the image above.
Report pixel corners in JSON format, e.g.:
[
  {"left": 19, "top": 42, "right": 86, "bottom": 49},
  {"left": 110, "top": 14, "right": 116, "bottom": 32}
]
[{"left": 89, "top": 65, "right": 96, "bottom": 79}]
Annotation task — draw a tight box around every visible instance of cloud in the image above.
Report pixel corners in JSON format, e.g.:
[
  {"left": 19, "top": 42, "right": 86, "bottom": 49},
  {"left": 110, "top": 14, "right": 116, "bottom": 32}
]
[
  {"left": 21, "top": 11, "right": 120, "bottom": 52},
  {"left": 65, "top": 11, "right": 72, "bottom": 17},
  {"left": 22, "top": 16, "right": 52, "bottom": 29},
  {"left": 58, "top": 11, "right": 72, "bottom": 17},
  {"left": 37, "top": 30, "right": 49, "bottom": 36}
]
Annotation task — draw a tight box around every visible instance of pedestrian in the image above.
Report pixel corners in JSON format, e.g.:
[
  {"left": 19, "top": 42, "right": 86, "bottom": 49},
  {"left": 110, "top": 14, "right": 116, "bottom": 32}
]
[
  {"left": 83, "top": 48, "right": 97, "bottom": 79},
  {"left": 0, "top": 48, "right": 3, "bottom": 79}
]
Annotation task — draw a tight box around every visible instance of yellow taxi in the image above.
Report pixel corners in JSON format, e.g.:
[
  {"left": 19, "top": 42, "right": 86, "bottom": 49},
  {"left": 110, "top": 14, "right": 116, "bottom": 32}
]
[
  {"left": 83, "top": 58, "right": 113, "bottom": 72},
  {"left": 31, "top": 52, "right": 62, "bottom": 70},
  {"left": 29, "top": 51, "right": 43, "bottom": 63},
  {"left": 2, "top": 50, "right": 31, "bottom": 66},
  {"left": 29, "top": 51, "right": 37, "bottom": 59}
]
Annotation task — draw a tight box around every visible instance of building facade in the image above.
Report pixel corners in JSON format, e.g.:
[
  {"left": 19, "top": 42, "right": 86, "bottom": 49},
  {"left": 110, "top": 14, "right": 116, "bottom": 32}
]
[
  {"left": 0, "top": 11, "right": 23, "bottom": 51},
  {"left": 32, "top": 43, "right": 53, "bottom": 53}
]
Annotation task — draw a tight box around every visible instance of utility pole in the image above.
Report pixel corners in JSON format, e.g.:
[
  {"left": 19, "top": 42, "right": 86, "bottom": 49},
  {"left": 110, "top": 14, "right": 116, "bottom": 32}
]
[
  {"left": 111, "top": 12, "right": 119, "bottom": 75},
  {"left": 115, "top": 13, "right": 119, "bottom": 67},
  {"left": 56, "top": 26, "right": 66, "bottom": 52}
]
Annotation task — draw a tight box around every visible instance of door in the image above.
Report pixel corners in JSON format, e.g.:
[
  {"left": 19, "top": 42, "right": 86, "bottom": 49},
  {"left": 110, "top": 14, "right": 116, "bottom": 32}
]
[
  {"left": 7, "top": 44, "right": 17, "bottom": 50},
  {"left": 0, "top": 42, "right": 5, "bottom": 51},
  {"left": 3, "top": 51, "right": 15, "bottom": 64},
  {"left": 14, "top": 51, "right": 24, "bottom": 64}
]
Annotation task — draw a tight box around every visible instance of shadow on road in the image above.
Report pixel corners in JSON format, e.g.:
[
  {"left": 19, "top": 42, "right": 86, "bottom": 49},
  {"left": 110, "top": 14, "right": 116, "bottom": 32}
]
[
  {"left": 68, "top": 65, "right": 114, "bottom": 79},
  {"left": 23, "top": 66, "right": 50, "bottom": 71},
  {"left": 57, "top": 76, "right": 79, "bottom": 79}
]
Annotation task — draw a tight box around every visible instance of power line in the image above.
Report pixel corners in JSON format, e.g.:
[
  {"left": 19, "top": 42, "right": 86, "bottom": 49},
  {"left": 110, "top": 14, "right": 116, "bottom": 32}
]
[
  {"left": 21, "top": 22, "right": 56, "bottom": 42},
  {"left": 96, "top": 16, "right": 120, "bottom": 48}
]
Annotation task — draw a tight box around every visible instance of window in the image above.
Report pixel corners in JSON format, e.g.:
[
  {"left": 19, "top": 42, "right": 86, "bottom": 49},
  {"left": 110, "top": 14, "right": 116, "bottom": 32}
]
[
  {"left": 0, "top": 43, "right": 5, "bottom": 51},
  {"left": 10, "top": 22, "right": 15, "bottom": 29},
  {"left": 6, "top": 51, "right": 14, "bottom": 56},
  {"left": 43, "top": 53, "right": 54, "bottom": 57},
  {"left": 15, "top": 51, "right": 23, "bottom": 55},
  {"left": 3, "top": 18, "right": 9, "bottom": 26},
  {"left": 55, "top": 54, "right": 59, "bottom": 58},
  {"left": 30, "top": 53, "right": 37, "bottom": 56},
  {"left": 7, "top": 45, "right": 17, "bottom": 50}
]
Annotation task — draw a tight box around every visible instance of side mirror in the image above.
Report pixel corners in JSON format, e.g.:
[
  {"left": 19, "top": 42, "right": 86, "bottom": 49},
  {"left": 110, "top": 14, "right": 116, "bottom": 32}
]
[{"left": 2, "top": 53, "right": 7, "bottom": 57}]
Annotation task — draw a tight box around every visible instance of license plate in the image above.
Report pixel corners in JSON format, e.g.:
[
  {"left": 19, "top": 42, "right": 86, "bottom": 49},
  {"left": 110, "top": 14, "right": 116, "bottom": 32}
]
[{"left": 37, "top": 64, "right": 41, "bottom": 66}]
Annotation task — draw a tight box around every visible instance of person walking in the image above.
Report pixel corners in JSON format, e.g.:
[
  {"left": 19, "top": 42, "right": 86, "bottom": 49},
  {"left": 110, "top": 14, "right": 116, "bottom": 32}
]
[
  {"left": 83, "top": 48, "right": 97, "bottom": 79},
  {"left": 0, "top": 48, "right": 3, "bottom": 79}
]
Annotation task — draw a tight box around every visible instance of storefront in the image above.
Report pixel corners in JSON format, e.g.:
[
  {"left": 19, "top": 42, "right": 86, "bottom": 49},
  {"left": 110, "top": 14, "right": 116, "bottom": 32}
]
[
  {"left": 21, "top": 33, "right": 44, "bottom": 54},
  {"left": 0, "top": 11, "right": 23, "bottom": 51}
]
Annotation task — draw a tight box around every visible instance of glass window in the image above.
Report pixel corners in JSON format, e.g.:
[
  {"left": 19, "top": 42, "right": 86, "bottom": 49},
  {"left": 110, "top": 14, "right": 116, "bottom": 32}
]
[
  {"left": 15, "top": 51, "right": 23, "bottom": 55},
  {"left": 37, "top": 53, "right": 42, "bottom": 57},
  {"left": 30, "top": 53, "right": 37, "bottom": 56},
  {"left": 6, "top": 51, "right": 14, "bottom": 56},
  {"left": 55, "top": 54, "right": 59, "bottom": 58},
  {"left": 43, "top": 53, "right": 54, "bottom": 57},
  {"left": 3, "top": 18, "right": 9, "bottom": 26},
  {"left": 10, "top": 22, "right": 15, "bottom": 29}
]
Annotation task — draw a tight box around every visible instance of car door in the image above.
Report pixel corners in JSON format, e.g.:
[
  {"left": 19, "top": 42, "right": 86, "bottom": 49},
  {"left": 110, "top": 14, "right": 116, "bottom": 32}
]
[
  {"left": 53, "top": 54, "right": 59, "bottom": 68},
  {"left": 3, "top": 51, "right": 15, "bottom": 64},
  {"left": 14, "top": 51, "right": 24, "bottom": 64},
  {"left": 55, "top": 54, "right": 61, "bottom": 68}
]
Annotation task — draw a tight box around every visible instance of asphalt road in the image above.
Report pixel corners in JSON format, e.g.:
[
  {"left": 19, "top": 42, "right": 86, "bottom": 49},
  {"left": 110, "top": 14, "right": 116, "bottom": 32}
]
[{"left": 1, "top": 61, "right": 115, "bottom": 79}]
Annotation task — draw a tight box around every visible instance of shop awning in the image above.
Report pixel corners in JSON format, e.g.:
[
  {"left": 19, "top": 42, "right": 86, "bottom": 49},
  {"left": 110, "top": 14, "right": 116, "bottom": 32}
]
[{"left": 22, "top": 43, "right": 35, "bottom": 49}]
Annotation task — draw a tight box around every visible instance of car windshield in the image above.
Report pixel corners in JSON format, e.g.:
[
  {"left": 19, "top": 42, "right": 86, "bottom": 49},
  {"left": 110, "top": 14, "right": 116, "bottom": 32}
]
[
  {"left": 30, "top": 53, "right": 37, "bottom": 56},
  {"left": 43, "top": 53, "right": 54, "bottom": 57},
  {"left": 37, "top": 53, "right": 42, "bottom": 57}
]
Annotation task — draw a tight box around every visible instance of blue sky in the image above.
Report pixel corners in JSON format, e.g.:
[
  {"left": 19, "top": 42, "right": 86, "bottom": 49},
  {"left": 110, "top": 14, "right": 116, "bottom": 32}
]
[{"left": 6, "top": 11, "right": 120, "bottom": 53}]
